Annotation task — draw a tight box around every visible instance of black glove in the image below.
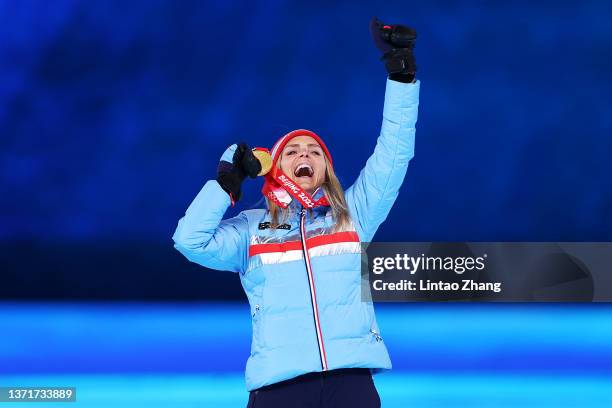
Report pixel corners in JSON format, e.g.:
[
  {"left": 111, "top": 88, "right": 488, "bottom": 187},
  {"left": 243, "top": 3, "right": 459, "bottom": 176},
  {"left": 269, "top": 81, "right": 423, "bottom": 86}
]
[
  {"left": 216, "top": 142, "right": 261, "bottom": 204},
  {"left": 370, "top": 17, "right": 417, "bottom": 83}
]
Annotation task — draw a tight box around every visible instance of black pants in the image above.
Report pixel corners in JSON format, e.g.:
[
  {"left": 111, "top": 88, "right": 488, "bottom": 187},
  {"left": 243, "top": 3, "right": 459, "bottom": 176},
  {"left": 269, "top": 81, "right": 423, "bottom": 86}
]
[{"left": 246, "top": 368, "right": 381, "bottom": 408}]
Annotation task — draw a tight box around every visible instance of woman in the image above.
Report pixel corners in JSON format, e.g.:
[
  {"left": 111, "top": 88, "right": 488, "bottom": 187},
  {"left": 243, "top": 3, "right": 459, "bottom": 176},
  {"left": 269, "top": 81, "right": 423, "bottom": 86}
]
[{"left": 173, "top": 18, "right": 420, "bottom": 408}]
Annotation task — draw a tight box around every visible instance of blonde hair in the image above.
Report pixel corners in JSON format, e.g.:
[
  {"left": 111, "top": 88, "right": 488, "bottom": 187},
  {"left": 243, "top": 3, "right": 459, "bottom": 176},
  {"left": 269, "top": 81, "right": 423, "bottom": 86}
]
[{"left": 266, "top": 155, "right": 352, "bottom": 232}]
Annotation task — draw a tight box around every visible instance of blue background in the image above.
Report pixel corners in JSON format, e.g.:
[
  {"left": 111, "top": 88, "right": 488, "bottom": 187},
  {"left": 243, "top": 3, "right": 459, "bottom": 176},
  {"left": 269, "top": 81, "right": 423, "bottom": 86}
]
[
  {"left": 1, "top": 303, "right": 612, "bottom": 407},
  {"left": 1, "top": 1, "right": 611, "bottom": 407},
  {"left": 2, "top": 0, "right": 611, "bottom": 246}
]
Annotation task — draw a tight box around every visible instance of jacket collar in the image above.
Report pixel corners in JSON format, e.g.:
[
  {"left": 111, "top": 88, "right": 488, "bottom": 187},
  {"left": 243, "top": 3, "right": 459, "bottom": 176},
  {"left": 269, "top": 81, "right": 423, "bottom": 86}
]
[{"left": 288, "top": 186, "right": 329, "bottom": 217}]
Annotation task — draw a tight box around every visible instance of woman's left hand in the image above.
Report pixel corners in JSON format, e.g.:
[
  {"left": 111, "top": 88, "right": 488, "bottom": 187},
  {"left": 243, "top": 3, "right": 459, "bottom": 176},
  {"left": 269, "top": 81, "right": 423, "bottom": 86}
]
[{"left": 370, "top": 17, "right": 417, "bottom": 83}]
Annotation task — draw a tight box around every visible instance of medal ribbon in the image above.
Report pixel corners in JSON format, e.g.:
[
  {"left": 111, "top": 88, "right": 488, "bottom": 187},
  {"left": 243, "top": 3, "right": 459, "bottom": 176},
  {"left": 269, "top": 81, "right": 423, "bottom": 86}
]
[{"left": 262, "top": 168, "right": 329, "bottom": 209}]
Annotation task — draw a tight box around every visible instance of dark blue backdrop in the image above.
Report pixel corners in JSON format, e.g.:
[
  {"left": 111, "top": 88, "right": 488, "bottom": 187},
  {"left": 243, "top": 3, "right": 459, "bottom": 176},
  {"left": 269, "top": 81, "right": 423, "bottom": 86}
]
[{"left": 1, "top": 0, "right": 611, "bottom": 299}]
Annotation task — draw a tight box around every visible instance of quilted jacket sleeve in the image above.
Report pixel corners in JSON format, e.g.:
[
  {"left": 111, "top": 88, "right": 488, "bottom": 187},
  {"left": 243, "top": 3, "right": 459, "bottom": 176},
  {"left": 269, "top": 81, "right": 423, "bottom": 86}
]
[
  {"left": 345, "top": 78, "right": 420, "bottom": 242},
  {"left": 172, "top": 180, "right": 249, "bottom": 273}
]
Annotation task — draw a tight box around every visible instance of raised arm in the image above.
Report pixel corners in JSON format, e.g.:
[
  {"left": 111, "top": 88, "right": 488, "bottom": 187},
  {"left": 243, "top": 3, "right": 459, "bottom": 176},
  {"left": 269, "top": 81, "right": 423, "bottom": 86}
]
[
  {"left": 345, "top": 78, "right": 420, "bottom": 241},
  {"left": 345, "top": 18, "right": 420, "bottom": 241}
]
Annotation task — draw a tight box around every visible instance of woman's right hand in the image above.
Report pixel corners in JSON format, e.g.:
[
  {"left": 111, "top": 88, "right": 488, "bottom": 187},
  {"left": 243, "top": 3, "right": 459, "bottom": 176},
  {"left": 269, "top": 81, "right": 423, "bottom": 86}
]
[{"left": 216, "top": 142, "right": 261, "bottom": 205}]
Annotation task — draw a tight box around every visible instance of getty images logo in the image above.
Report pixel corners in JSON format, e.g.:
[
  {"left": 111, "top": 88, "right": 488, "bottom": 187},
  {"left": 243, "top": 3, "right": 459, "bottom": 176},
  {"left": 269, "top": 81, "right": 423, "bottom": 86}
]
[{"left": 372, "top": 253, "right": 488, "bottom": 275}]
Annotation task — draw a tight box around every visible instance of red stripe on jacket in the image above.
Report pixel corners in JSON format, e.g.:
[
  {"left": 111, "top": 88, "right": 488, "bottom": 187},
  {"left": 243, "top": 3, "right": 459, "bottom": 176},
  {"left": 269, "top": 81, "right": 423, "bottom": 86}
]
[{"left": 249, "top": 231, "right": 360, "bottom": 257}]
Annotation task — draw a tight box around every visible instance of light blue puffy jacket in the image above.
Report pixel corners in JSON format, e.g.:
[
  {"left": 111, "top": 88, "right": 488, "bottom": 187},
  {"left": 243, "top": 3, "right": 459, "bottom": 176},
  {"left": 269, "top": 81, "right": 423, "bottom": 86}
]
[{"left": 173, "top": 79, "right": 420, "bottom": 391}]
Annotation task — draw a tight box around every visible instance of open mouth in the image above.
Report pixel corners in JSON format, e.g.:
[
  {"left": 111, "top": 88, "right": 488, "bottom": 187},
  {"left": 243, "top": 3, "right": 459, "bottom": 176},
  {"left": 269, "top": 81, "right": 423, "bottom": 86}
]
[{"left": 294, "top": 163, "right": 314, "bottom": 178}]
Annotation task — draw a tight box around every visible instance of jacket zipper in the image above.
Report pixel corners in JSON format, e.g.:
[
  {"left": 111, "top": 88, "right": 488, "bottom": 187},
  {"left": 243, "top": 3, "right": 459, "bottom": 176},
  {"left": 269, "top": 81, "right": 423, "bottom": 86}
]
[{"left": 299, "top": 209, "right": 328, "bottom": 371}]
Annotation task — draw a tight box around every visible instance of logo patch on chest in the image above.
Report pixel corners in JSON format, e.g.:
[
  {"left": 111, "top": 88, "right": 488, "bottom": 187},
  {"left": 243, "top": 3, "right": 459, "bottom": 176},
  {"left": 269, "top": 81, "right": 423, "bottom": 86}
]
[{"left": 258, "top": 222, "right": 291, "bottom": 230}]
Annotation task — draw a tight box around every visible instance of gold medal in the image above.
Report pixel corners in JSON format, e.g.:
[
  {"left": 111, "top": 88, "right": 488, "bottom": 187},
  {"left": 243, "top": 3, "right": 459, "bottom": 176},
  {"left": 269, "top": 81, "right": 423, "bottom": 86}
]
[{"left": 252, "top": 149, "right": 272, "bottom": 176}]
